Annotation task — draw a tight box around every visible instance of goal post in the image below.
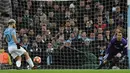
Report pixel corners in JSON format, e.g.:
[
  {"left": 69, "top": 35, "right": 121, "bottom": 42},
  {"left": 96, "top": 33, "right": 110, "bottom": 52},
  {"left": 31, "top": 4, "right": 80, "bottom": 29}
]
[{"left": 127, "top": 0, "right": 130, "bottom": 69}]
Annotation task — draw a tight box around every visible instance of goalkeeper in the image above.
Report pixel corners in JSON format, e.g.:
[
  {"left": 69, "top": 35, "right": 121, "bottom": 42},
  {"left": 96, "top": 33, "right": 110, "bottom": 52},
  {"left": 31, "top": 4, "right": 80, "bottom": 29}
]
[{"left": 97, "top": 32, "right": 127, "bottom": 69}]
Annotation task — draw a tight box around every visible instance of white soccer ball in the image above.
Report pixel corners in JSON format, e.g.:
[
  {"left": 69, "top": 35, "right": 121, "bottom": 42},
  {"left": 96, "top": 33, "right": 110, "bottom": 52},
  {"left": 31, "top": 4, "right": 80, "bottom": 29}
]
[
  {"left": 33, "top": 56, "right": 41, "bottom": 64},
  {"left": 112, "top": 66, "right": 120, "bottom": 69}
]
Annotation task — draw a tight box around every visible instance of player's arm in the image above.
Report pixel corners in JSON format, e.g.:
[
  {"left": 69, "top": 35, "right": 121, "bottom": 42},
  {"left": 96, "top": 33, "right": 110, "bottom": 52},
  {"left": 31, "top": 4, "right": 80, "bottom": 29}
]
[
  {"left": 12, "top": 34, "right": 18, "bottom": 44},
  {"left": 103, "top": 39, "right": 115, "bottom": 63},
  {"left": 122, "top": 44, "right": 127, "bottom": 55},
  {"left": 118, "top": 45, "right": 127, "bottom": 62},
  {"left": 119, "top": 39, "right": 127, "bottom": 62},
  {"left": 12, "top": 34, "right": 22, "bottom": 49},
  {"left": 11, "top": 30, "right": 21, "bottom": 49},
  {"left": 105, "top": 38, "right": 115, "bottom": 54},
  {"left": 119, "top": 39, "right": 127, "bottom": 56}
]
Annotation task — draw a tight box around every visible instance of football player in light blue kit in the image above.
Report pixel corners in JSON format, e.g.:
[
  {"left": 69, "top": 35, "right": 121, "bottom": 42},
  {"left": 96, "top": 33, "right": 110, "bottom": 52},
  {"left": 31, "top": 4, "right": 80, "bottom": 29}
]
[{"left": 4, "top": 19, "right": 35, "bottom": 69}]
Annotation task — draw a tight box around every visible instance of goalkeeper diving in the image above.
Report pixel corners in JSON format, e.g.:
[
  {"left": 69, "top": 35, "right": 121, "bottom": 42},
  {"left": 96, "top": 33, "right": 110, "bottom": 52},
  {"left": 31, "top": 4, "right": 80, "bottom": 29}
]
[{"left": 97, "top": 32, "right": 127, "bottom": 69}]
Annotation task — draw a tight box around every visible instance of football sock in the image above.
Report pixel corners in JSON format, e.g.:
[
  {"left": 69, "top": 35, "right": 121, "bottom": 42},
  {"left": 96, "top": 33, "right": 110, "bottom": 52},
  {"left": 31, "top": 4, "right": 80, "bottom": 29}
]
[
  {"left": 26, "top": 58, "right": 34, "bottom": 68},
  {"left": 16, "top": 60, "right": 21, "bottom": 68}
]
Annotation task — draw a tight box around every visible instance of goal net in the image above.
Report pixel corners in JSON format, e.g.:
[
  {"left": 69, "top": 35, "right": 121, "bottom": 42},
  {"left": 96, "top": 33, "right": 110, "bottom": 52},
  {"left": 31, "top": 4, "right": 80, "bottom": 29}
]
[{"left": 0, "top": 0, "right": 128, "bottom": 69}]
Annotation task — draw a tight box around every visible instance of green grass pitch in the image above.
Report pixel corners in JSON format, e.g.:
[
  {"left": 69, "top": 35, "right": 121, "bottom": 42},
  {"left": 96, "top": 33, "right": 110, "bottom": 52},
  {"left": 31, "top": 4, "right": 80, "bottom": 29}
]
[{"left": 0, "top": 70, "right": 130, "bottom": 73}]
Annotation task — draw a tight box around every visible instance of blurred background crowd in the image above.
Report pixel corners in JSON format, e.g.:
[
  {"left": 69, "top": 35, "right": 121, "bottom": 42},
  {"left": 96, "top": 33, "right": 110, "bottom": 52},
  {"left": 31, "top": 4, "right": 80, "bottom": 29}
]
[{"left": 0, "top": 0, "right": 128, "bottom": 69}]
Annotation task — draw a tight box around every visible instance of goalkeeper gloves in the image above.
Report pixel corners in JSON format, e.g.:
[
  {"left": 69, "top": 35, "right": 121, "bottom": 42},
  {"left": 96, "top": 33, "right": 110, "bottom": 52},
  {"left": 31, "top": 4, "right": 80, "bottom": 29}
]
[{"left": 119, "top": 55, "right": 126, "bottom": 63}]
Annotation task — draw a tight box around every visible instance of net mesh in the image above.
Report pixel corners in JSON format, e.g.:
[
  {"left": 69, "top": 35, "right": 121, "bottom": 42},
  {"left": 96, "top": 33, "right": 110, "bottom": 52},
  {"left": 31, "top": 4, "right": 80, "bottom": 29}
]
[{"left": 0, "top": 0, "right": 128, "bottom": 69}]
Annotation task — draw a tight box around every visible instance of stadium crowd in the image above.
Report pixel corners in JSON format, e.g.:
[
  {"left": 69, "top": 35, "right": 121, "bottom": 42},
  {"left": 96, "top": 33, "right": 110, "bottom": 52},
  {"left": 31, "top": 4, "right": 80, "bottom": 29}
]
[{"left": 0, "top": 0, "right": 128, "bottom": 69}]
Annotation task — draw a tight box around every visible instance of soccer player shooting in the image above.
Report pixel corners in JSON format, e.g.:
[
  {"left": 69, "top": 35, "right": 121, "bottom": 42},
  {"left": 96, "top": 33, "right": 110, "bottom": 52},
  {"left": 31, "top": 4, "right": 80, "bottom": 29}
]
[
  {"left": 97, "top": 32, "right": 127, "bottom": 69},
  {"left": 3, "top": 19, "right": 36, "bottom": 69}
]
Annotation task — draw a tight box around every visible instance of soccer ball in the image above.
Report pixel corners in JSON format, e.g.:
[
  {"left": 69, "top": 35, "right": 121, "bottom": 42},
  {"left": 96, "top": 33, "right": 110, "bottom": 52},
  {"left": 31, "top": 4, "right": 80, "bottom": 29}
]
[
  {"left": 112, "top": 66, "right": 120, "bottom": 69},
  {"left": 33, "top": 56, "right": 41, "bottom": 64}
]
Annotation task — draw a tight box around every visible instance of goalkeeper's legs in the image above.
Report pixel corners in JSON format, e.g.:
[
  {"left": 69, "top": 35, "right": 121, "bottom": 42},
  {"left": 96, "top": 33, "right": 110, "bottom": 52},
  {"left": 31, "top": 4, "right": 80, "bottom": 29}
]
[
  {"left": 108, "top": 56, "right": 120, "bottom": 69},
  {"left": 24, "top": 52, "right": 34, "bottom": 68},
  {"left": 108, "top": 61, "right": 116, "bottom": 69}
]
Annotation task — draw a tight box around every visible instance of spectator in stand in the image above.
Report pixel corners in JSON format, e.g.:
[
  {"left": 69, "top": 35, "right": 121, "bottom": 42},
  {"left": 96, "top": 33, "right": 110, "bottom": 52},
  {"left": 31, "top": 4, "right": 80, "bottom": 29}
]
[
  {"left": 77, "top": 0, "right": 85, "bottom": 30},
  {"left": 64, "top": 20, "right": 73, "bottom": 40},
  {"left": 69, "top": 3, "right": 75, "bottom": 14},
  {"left": 35, "top": 34, "right": 45, "bottom": 50},
  {"left": 53, "top": 27, "right": 65, "bottom": 49},
  {"left": 29, "top": 34, "right": 45, "bottom": 58},
  {"left": 59, "top": 40, "right": 72, "bottom": 65},
  {"left": 80, "top": 31, "right": 91, "bottom": 46},
  {"left": 18, "top": 28, "right": 26, "bottom": 43},
  {"left": 28, "top": 29, "right": 35, "bottom": 43},
  {"left": 85, "top": 0, "right": 94, "bottom": 16},
  {"left": 112, "top": 6, "right": 124, "bottom": 27},
  {"left": 104, "top": 11, "right": 110, "bottom": 25},
  {"left": 22, "top": 9, "right": 32, "bottom": 28},
  {"left": 95, "top": 34, "right": 106, "bottom": 58},
  {"left": 29, "top": 41, "right": 39, "bottom": 58},
  {"left": 94, "top": 2, "right": 104, "bottom": 17},
  {"left": 108, "top": 18, "right": 115, "bottom": 30},
  {"left": 89, "top": 32, "right": 96, "bottom": 41},
  {"left": 83, "top": 15, "right": 93, "bottom": 33},
  {"left": 94, "top": 15, "right": 107, "bottom": 30},
  {"left": 33, "top": 8, "right": 47, "bottom": 26},
  {"left": 46, "top": 42, "right": 54, "bottom": 65},
  {"left": 97, "top": 28, "right": 103, "bottom": 34},
  {"left": 53, "top": 3, "right": 60, "bottom": 25},
  {"left": 65, "top": 8, "right": 71, "bottom": 20},
  {"left": 53, "top": 35, "right": 64, "bottom": 50},
  {"left": 104, "top": 29, "right": 111, "bottom": 42},
  {"left": 59, "top": 4, "right": 66, "bottom": 25},
  {"left": 69, "top": 33, "right": 76, "bottom": 41},
  {"left": 27, "top": 0, "right": 32, "bottom": 10},
  {"left": 46, "top": 29, "right": 52, "bottom": 41},
  {"left": 21, "top": 34, "right": 30, "bottom": 50},
  {"left": 69, "top": 3, "right": 77, "bottom": 26},
  {"left": 48, "top": 11, "right": 57, "bottom": 24},
  {"left": 73, "top": 27, "right": 79, "bottom": 38},
  {"left": 48, "top": 11, "right": 57, "bottom": 32},
  {"left": 41, "top": 23, "right": 47, "bottom": 35},
  {"left": 19, "top": 28, "right": 26, "bottom": 37},
  {"left": 0, "top": 48, "right": 12, "bottom": 69}
]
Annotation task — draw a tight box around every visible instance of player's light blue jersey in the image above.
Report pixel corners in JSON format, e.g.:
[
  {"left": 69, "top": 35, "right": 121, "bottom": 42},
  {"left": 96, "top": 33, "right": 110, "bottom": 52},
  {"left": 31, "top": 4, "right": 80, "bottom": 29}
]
[{"left": 4, "top": 27, "right": 16, "bottom": 46}]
